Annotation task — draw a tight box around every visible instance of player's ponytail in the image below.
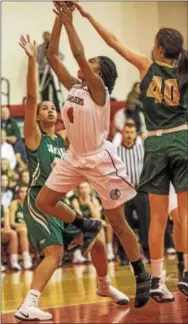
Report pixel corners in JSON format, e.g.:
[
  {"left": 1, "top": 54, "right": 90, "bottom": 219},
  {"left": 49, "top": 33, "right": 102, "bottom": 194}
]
[
  {"left": 156, "top": 28, "right": 188, "bottom": 103},
  {"left": 177, "top": 49, "right": 188, "bottom": 103}
]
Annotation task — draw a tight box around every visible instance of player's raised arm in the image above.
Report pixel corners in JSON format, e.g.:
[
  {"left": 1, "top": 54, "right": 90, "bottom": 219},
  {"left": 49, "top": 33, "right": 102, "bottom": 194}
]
[
  {"left": 76, "top": 3, "right": 152, "bottom": 77},
  {"left": 53, "top": 1, "right": 106, "bottom": 106},
  {"left": 19, "top": 35, "right": 42, "bottom": 151},
  {"left": 47, "top": 13, "right": 79, "bottom": 90}
]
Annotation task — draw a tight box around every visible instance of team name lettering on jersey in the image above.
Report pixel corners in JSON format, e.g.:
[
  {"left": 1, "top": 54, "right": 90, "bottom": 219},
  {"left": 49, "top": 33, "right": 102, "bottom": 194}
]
[
  {"left": 67, "top": 95, "right": 84, "bottom": 106},
  {"left": 47, "top": 145, "right": 65, "bottom": 157}
]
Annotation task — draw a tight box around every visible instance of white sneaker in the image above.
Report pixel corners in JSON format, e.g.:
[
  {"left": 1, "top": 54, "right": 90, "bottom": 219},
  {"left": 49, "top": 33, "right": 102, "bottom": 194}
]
[
  {"left": 178, "top": 271, "right": 188, "bottom": 297},
  {"left": 107, "top": 250, "right": 115, "bottom": 262},
  {"left": 72, "top": 249, "right": 86, "bottom": 264},
  {"left": 14, "top": 304, "right": 52, "bottom": 321},
  {"left": 97, "top": 276, "right": 129, "bottom": 305},
  {"left": 23, "top": 259, "right": 33, "bottom": 270},
  {"left": 166, "top": 248, "right": 176, "bottom": 254},
  {"left": 11, "top": 262, "right": 21, "bottom": 271},
  {"left": 150, "top": 270, "right": 175, "bottom": 303}
]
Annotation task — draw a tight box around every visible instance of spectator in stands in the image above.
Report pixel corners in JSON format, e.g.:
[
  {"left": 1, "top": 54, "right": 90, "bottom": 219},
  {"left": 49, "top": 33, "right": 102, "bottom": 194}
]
[
  {"left": 9, "top": 186, "right": 33, "bottom": 270},
  {"left": 1, "top": 174, "right": 13, "bottom": 208},
  {"left": 19, "top": 170, "right": 30, "bottom": 187},
  {"left": 71, "top": 182, "right": 105, "bottom": 263},
  {"left": 73, "top": 182, "right": 101, "bottom": 220},
  {"left": 117, "top": 122, "right": 150, "bottom": 263},
  {"left": 37, "top": 31, "right": 64, "bottom": 111},
  {"left": 67, "top": 186, "right": 115, "bottom": 262},
  {"left": 1, "top": 129, "right": 17, "bottom": 169},
  {"left": 114, "top": 82, "right": 146, "bottom": 135},
  {"left": 1, "top": 204, "right": 21, "bottom": 271},
  {"left": 1, "top": 106, "right": 27, "bottom": 165},
  {"left": 1, "top": 158, "right": 19, "bottom": 193},
  {"left": 1, "top": 106, "right": 21, "bottom": 146}
]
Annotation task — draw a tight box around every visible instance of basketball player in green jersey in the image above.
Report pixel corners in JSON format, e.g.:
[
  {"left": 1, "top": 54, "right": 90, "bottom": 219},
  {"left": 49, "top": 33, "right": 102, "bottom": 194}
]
[
  {"left": 14, "top": 34, "right": 129, "bottom": 322},
  {"left": 76, "top": 3, "right": 188, "bottom": 302}
]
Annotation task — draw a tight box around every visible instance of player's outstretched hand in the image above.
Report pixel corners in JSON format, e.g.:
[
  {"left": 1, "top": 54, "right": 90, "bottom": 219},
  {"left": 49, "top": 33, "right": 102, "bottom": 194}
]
[
  {"left": 53, "top": 1, "right": 75, "bottom": 25},
  {"left": 19, "top": 35, "right": 37, "bottom": 59},
  {"left": 75, "top": 2, "right": 90, "bottom": 18}
]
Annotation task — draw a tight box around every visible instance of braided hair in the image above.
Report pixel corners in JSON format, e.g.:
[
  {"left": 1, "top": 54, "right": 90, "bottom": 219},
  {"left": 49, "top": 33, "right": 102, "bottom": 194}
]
[{"left": 98, "top": 56, "right": 118, "bottom": 95}]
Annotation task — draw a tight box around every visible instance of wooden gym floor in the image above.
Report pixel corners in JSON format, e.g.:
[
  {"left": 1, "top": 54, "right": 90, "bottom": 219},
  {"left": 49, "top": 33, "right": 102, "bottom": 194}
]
[{"left": 1, "top": 258, "right": 188, "bottom": 323}]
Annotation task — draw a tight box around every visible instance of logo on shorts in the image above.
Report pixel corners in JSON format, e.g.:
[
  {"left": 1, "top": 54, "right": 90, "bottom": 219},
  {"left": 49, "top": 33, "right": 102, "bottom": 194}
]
[{"left": 110, "top": 189, "right": 121, "bottom": 200}]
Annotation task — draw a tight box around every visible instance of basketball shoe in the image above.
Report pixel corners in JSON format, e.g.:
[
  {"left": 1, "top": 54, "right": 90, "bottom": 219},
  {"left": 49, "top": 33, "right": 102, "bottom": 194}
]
[
  {"left": 178, "top": 271, "right": 188, "bottom": 297},
  {"left": 97, "top": 275, "right": 129, "bottom": 305},
  {"left": 150, "top": 270, "right": 175, "bottom": 303}
]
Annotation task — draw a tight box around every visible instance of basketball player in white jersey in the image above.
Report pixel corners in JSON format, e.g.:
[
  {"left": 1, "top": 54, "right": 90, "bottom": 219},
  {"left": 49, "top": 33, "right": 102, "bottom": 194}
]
[{"left": 36, "top": 2, "right": 150, "bottom": 308}]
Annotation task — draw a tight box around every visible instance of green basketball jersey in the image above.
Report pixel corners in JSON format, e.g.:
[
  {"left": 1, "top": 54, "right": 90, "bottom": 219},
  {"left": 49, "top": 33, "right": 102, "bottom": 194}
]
[
  {"left": 15, "top": 202, "right": 25, "bottom": 224},
  {"left": 140, "top": 62, "right": 187, "bottom": 130},
  {"left": 26, "top": 134, "right": 66, "bottom": 189}
]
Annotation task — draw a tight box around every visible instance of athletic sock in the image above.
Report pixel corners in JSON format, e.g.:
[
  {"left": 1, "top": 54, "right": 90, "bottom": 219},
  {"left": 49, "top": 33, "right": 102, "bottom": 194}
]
[
  {"left": 151, "top": 258, "right": 164, "bottom": 278},
  {"left": 22, "top": 251, "right": 31, "bottom": 261},
  {"left": 176, "top": 251, "right": 184, "bottom": 275},
  {"left": 107, "top": 243, "right": 113, "bottom": 253},
  {"left": 177, "top": 251, "right": 184, "bottom": 264},
  {"left": 10, "top": 253, "right": 19, "bottom": 264},
  {"left": 23, "top": 289, "right": 41, "bottom": 307},
  {"left": 130, "top": 259, "right": 147, "bottom": 278}
]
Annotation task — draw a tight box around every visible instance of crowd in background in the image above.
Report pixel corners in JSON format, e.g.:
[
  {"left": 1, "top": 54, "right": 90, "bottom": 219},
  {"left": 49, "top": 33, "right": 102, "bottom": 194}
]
[{"left": 1, "top": 80, "right": 176, "bottom": 272}]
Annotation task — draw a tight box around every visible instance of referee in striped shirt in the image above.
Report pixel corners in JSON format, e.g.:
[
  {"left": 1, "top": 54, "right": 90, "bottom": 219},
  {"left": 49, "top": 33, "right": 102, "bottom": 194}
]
[{"left": 117, "top": 122, "right": 150, "bottom": 262}]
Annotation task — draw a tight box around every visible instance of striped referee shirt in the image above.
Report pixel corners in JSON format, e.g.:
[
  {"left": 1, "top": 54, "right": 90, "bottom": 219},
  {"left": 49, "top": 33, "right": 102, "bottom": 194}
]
[{"left": 117, "top": 138, "right": 144, "bottom": 186}]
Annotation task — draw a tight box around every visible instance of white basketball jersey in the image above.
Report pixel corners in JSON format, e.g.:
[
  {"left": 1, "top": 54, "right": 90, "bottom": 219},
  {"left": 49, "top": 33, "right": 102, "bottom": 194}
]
[{"left": 61, "top": 85, "right": 110, "bottom": 154}]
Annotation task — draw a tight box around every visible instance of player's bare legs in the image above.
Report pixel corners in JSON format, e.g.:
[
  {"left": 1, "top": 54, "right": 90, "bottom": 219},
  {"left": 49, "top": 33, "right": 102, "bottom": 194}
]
[
  {"left": 16, "top": 226, "right": 33, "bottom": 270},
  {"left": 105, "top": 204, "right": 150, "bottom": 308},
  {"left": 31, "top": 245, "right": 64, "bottom": 291},
  {"left": 106, "top": 205, "right": 140, "bottom": 261},
  {"left": 2, "top": 230, "right": 21, "bottom": 270},
  {"left": 149, "top": 194, "right": 169, "bottom": 260},
  {"left": 14, "top": 245, "right": 64, "bottom": 321},
  {"left": 91, "top": 233, "right": 129, "bottom": 305},
  {"left": 171, "top": 208, "right": 182, "bottom": 252},
  {"left": 177, "top": 191, "right": 188, "bottom": 297},
  {"left": 148, "top": 194, "right": 175, "bottom": 303}
]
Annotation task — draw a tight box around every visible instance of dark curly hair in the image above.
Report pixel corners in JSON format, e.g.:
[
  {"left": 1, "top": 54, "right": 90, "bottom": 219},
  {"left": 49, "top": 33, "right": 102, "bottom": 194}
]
[{"left": 98, "top": 56, "right": 118, "bottom": 95}]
